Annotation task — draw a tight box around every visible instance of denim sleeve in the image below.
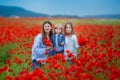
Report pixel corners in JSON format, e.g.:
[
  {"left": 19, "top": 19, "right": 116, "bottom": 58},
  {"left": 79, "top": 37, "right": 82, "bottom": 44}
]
[
  {"left": 61, "top": 34, "right": 65, "bottom": 43},
  {"left": 32, "top": 34, "right": 46, "bottom": 60},
  {"left": 73, "top": 35, "right": 79, "bottom": 48}
]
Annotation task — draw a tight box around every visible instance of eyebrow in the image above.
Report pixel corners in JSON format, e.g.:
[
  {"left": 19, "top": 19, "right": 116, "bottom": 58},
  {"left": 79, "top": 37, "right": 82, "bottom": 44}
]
[{"left": 45, "top": 26, "right": 50, "bottom": 27}]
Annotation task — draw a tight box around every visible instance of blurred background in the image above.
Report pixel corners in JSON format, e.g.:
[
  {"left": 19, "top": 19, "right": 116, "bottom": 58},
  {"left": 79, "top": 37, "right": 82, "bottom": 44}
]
[
  {"left": 0, "top": 0, "right": 120, "bottom": 80},
  {"left": 0, "top": 0, "right": 120, "bottom": 19}
]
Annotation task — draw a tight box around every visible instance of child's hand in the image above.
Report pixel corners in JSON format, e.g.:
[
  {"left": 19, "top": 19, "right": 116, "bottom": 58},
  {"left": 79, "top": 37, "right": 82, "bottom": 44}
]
[
  {"left": 46, "top": 46, "right": 53, "bottom": 51},
  {"left": 61, "top": 42, "right": 64, "bottom": 46}
]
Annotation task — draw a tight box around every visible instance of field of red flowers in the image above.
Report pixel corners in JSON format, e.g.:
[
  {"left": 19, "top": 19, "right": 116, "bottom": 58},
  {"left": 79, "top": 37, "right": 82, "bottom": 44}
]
[{"left": 0, "top": 18, "right": 120, "bottom": 80}]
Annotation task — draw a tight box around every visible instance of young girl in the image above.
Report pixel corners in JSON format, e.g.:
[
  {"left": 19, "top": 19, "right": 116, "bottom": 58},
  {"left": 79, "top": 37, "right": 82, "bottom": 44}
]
[
  {"left": 32, "top": 21, "right": 53, "bottom": 70},
  {"left": 64, "top": 22, "right": 79, "bottom": 60},
  {"left": 51, "top": 24, "right": 65, "bottom": 55}
]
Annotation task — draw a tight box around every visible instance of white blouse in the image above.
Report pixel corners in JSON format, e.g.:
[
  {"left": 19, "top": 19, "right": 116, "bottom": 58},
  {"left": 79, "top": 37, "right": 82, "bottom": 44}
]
[{"left": 64, "top": 34, "right": 79, "bottom": 59}]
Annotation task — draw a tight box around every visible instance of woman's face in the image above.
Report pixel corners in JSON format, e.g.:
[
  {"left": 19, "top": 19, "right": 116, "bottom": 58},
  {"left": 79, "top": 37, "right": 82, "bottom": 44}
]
[
  {"left": 66, "top": 24, "right": 72, "bottom": 34},
  {"left": 44, "top": 23, "right": 52, "bottom": 33}
]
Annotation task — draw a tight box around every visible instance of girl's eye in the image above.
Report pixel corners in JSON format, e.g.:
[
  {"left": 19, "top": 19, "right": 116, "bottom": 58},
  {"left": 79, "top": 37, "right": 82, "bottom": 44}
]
[
  {"left": 67, "top": 28, "right": 70, "bottom": 29},
  {"left": 45, "top": 26, "right": 50, "bottom": 27}
]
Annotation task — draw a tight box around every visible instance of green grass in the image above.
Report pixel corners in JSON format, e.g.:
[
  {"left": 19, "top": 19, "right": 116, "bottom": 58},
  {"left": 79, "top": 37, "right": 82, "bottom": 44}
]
[
  {"left": 15, "top": 18, "right": 120, "bottom": 26},
  {"left": 0, "top": 43, "right": 18, "bottom": 67},
  {"left": 0, "top": 41, "right": 32, "bottom": 79},
  {"left": 37, "top": 18, "right": 120, "bottom": 25}
]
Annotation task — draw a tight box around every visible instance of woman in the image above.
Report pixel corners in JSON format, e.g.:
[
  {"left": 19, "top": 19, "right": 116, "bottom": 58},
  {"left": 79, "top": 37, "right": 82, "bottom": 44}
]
[{"left": 32, "top": 21, "right": 53, "bottom": 70}]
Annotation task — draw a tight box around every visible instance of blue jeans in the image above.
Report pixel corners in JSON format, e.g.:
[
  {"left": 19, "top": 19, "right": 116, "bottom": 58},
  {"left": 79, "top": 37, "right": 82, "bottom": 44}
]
[
  {"left": 54, "top": 50, "right": 64, "bottom": 55},
  {"left": 48, "top": 50, "right": 54, "bottom": 56},
  {"left": 32, "top": 59, "right": 38, "bottom": 70}
]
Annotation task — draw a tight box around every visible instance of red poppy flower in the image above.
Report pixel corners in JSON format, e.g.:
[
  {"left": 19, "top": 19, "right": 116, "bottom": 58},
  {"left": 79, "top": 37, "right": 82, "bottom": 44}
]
[
  {"left": 37, "top": 60, "right": 41, "bottom": 64},
  {"left": 5, "top": 75, "right": 12, "bottom": 80},
  {"left": 43, "top": 38, "right": 51, "bottom": 46},
  {"left": 68, "top": 53, "right": 73, "bottom": 58},
  {"left": 45, "top": 51, "right": 49, "bottom": 55},
  {"left": 78, "top": 37, "right": 87, "bottom": 46},
  {"left": 53, "top": 64, "right": 60, "bottom": 69},
  {"left": 3, "top": 66, "right": 8, "bottom": 71},
  {"left": 66, "top": 50, "right": 71, "bottom": 53},
  {"left": 54, "top": 48, "right": 56, "bottom": 51},
  {"left": 6, "top": 59, "right": 11, "bottom": 66}
]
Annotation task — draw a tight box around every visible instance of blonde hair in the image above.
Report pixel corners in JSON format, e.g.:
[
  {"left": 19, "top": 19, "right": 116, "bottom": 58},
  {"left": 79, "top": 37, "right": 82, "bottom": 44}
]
[{"left": 54, "top": 24, "right": 63, "bottom": 33}]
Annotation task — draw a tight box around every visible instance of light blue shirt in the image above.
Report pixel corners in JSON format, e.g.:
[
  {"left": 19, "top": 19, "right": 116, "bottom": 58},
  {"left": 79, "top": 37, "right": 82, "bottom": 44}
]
[
  {"left": 55, "top": 34, "right": 58, "bottom": 47},
  {"left": 32, "top": 33, "right": 50, "bottom": 61}
]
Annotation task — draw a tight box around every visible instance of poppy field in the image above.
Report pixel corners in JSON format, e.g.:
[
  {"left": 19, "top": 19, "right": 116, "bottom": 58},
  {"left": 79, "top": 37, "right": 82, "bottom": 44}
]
[{"left": 0, "top": 18, "right": 120, "bottom": 80}]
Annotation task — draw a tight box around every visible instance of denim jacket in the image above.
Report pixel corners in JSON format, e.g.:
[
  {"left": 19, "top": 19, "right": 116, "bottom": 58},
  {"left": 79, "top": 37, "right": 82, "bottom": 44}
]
[
  {"left": 32, "top": 33, "right": 52, "bottom": 61},
  {"left": 51, "top": 33, "right": 65, "bottom": 52}
]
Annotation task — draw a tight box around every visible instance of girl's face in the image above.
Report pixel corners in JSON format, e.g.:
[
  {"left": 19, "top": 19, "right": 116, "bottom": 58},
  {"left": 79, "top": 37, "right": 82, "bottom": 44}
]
[
  {"left": 55, "top": 28, "right": 62, "bottom": 34},
  {"left": 66, "top": 24, "right": 72, "bottom": 34},
  {"left": 44, "top": 23, "right": 52, "bottom": 33}
]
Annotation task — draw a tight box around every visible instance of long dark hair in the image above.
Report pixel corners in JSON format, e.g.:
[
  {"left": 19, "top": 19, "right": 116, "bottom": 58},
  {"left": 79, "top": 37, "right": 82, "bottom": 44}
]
[
  {"left": 42, "top": 21, "right": 52, "bottom": 44},
  {"left": 64, "top": 22, "right": 75, "bottom": 35}
]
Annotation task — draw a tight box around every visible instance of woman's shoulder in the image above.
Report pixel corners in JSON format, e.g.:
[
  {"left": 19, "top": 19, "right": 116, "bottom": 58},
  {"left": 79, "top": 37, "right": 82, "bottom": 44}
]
[{"left": 35, "top": 33, "right": 42, "bottom": 39}]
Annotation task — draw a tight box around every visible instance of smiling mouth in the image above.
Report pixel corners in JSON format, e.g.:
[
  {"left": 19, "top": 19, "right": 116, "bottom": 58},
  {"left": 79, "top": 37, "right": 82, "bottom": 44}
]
[{"left": 45, "top": 29, "right": 49, "bottom": 31}]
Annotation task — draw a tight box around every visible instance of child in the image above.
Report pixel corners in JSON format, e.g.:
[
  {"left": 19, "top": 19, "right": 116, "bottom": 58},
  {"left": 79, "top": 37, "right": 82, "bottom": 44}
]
[
  {"left": 51, "top": 24, "right": 65, "bottom": 55},
  {"left": 64, "top": 22, "right": 80, "bottom": 60}
]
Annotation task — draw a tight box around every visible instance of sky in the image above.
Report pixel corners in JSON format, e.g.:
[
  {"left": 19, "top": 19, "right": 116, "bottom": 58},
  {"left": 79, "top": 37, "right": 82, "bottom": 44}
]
[{"left": 0, "top": 0, "right": 120, "bottom": 16}]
